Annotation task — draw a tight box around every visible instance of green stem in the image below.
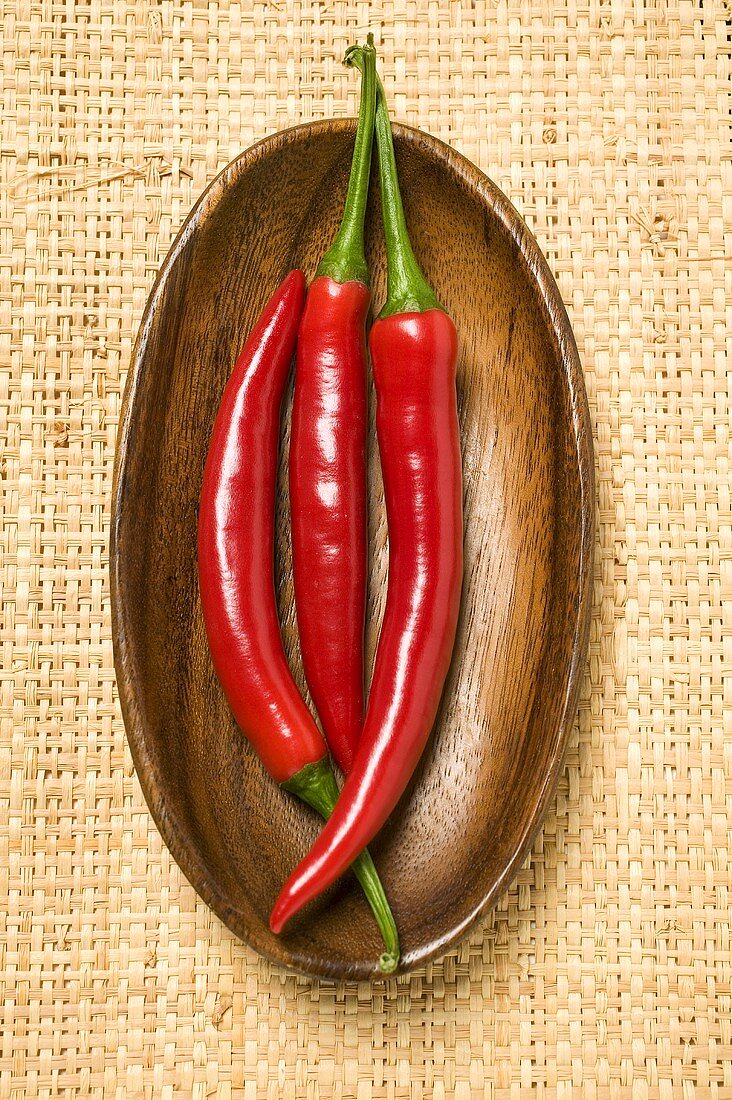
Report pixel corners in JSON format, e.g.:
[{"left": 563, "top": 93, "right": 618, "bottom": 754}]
[
  {"left": 371, "top": 72, "right": 441, "bottom": 318},
  {"left": 282, "top": 759, "right": 399, "bottom": 974},
  {"left": 316, "top": 35, "right": 377, "bottom": 285}
]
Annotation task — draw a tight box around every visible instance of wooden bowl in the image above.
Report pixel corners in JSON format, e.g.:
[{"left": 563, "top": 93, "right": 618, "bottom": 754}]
[{"left": 111, "top": 120, "right": 593, "bottom": 981}]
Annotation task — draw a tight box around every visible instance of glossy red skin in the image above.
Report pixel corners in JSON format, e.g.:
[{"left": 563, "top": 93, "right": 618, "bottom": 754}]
[
  {"left": 270, "top": 308, "right": 463, "bottom": 931},
  {"left": 198, "top": 270, "right": 327, "bottom": 784},
  {"left": 290, "top": 276, "right": 369, "bottom": 775}
]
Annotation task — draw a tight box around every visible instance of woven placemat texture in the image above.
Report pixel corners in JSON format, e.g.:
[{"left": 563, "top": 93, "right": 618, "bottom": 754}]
[{"left": 1, "top": 1, "right": 731, "bottom": 1096}]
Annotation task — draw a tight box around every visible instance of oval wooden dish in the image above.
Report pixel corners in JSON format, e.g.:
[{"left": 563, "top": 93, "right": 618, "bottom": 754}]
[{"left": 111, "top": 120, "right": 593, "bottom": 981}]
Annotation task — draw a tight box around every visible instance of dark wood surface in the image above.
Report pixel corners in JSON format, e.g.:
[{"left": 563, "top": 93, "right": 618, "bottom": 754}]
[{"left": 110, "top": 120, "right": 594, "bottom": 981}]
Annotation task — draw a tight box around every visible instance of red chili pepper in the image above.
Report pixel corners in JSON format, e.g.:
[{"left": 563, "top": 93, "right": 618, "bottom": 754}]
[
  {"left": 289, "top": 39, "right": 376, "bottom": 775},
  {"left": 270, "top": 59, "right": 463, "bottom": 937},
  {"left": 197, "top": 270, "right": 399, "bottom": 971}
]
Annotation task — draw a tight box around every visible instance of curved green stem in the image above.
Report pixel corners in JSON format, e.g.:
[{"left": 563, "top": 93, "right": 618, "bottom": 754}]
[
  {"left": 316, "top": 35, "right": 377, "bottom": 286},
  {"left": 282, "top": 759, "right": 399, "bottom": 974},
  {"left": 370, "top": 72, "right": 441, "bottom": 318}
]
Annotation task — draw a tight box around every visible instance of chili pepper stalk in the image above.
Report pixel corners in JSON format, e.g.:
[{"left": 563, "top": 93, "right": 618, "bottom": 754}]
[
  {"left": 372, "top": 80, "right": 440, "bottom": 316},
  {"left": 270, "top": 57, "right": 463, "bottom": 940},
  {"left": 317, "top": 34, "right": 377, "bottom": 286}
]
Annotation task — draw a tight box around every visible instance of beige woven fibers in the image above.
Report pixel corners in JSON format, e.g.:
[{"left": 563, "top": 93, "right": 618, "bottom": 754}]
[{"left": 1, "top": 0, "right": 731, "bottom": 1095}]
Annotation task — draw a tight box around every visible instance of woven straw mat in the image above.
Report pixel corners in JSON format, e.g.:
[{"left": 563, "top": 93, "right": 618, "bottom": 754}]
[{"left": 1, "top": 1, "right": 731, "bottom": 1097}]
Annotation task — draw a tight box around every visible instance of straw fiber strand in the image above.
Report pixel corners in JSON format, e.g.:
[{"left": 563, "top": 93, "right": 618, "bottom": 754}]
[{"left": 1, "top": 0, "right": 730, "bottom": 1096}]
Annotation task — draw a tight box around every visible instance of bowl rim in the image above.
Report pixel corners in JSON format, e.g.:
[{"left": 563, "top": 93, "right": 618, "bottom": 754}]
[{"left": 110, "top": 118, "right": 594, "bottom": 982}]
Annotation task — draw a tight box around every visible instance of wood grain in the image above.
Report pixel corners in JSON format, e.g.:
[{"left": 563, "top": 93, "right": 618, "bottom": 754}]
[{"left": 110, "top": 120, "right": 594, "bottom": 981}]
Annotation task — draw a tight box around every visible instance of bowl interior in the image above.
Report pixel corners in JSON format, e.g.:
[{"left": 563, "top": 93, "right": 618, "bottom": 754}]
[{"left": 112, "top": 121, "right": 592, "bottom": 979}]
